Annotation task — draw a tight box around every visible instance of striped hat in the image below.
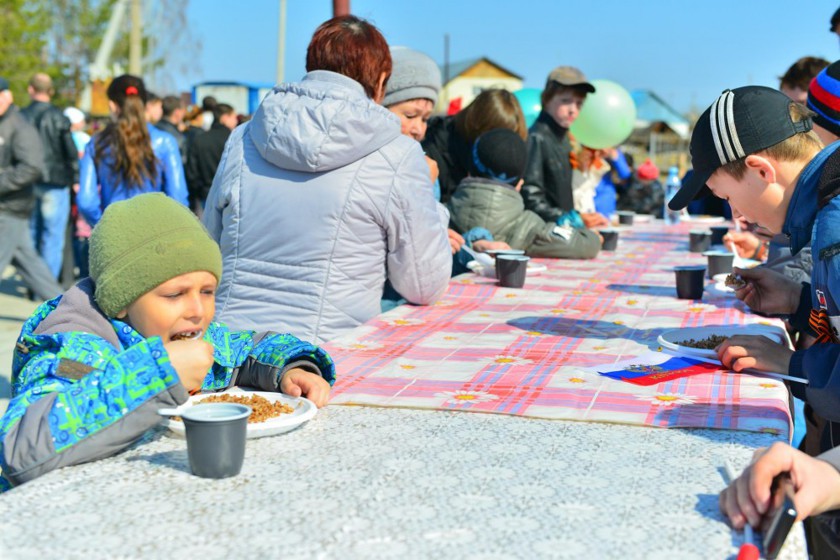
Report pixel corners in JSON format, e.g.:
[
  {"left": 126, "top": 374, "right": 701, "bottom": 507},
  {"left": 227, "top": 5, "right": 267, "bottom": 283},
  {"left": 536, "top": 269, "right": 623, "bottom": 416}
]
[
  {"left": 807, "top": 62, "right": 840, "bottom": 138},
  {"left": 668, "top": 86, "right": 812, "bottom": 210}
]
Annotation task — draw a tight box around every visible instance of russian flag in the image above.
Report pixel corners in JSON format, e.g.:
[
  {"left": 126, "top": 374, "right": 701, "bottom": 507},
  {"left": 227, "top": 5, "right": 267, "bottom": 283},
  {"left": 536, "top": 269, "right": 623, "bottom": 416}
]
[{"left": 599, "top": 355, "right": 721, "bottom": 386}]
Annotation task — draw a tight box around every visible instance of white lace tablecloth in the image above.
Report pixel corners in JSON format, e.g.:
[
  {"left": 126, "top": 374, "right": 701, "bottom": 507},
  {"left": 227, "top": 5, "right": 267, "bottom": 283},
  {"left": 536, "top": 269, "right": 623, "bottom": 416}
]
[{"left": 0, "top": 407, "right": 805, "bottom": 559}]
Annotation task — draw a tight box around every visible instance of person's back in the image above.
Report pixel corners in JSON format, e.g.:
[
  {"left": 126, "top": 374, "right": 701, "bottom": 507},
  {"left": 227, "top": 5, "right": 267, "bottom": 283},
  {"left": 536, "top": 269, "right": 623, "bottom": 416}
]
[
  {"left": 448, "top": 129, "right": 600, "bottom": 259},
  {"left": 423, "top": 89, "right": 528, "bottom": 204},
  {"left": 617, "top": 159, "right": 664, "bottom": 218},
  {"left": 78, "top": 75, "right": 187, "bottom": 226},
  {"left": 204, "top": 17, "right": 450, "bottom": 345},
  {"left": 155, "top": 95, "right": 188, "bottom": 162},
  {"left": 185, "top": 104, "right": 236, "bottom": 208}
]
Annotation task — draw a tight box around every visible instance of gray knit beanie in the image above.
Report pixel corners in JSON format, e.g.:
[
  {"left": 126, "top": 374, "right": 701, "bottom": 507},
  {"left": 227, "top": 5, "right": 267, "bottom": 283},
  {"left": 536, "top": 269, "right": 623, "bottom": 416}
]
[{"left": 382, "top": 47, "right": 441, "bottom": 107}]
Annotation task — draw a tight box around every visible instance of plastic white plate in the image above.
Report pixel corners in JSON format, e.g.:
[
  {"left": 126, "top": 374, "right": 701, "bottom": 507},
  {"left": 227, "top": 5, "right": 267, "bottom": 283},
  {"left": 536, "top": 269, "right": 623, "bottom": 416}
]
[
  {"left": 686, "top": 215, "right": 726, "bottom": 224},
  {"left": 657, "top": 324, "right": 786, "bottom": 361},
  {"left": 466, "top": 260, "right": 547, "bottom": 277},
  {"left": 165, "top": 389, "right": 316, "bottom": 439}
]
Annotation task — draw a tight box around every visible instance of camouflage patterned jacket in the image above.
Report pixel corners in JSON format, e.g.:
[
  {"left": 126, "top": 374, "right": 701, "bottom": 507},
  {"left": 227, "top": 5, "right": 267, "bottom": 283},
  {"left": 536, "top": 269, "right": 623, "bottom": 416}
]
[{"left": 0, "top": 279, "right": 335, "bottom": 490}]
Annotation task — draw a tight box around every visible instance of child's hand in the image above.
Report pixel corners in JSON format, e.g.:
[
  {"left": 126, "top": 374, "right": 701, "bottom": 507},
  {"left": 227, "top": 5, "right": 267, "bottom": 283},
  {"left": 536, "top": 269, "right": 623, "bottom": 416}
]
[
  {"left": 716, "top": 335, "right": 793, "bottom": 374},
  {"left": 280, "top": 368, "right": 330, "bottom": 408},
  {"left": 723, "top": 231, "right": 761, "bottom": 259},
  {"left": 448, "top": 229, "right": 465, "bottom": 255},
  {"left": 472, "top": 240, "right": 510, "bottom": 252},
  {"left": 720, "top": 442, "right": 840, "bottom": 529},
  {"left": 733, "top": 266, "right": 801, "bottom": 315},
  {"left": 164, "top": 339, "right": 214, "bottom": 392},
  {"left": 581, "top": 212, "right": 609, "bottom": 229}
]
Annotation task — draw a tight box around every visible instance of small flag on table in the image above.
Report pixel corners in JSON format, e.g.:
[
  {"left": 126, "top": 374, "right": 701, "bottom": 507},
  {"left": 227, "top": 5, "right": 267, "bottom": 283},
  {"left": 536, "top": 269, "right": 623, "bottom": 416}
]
[{"left": 598, "top": 351, "right": 722, "bottom": 386}]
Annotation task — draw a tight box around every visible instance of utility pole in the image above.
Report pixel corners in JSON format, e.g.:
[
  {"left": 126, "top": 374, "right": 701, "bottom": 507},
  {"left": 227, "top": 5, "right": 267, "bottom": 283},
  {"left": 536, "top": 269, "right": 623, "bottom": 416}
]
[
  {"left": 333, "top": 0, "right": 350, "bottom": 16},
  {"left": 276, "top": 0, "right": 287, "bottom": 84},
  {"left": 129, "top": 0, "right": 142, "bottom": 75},
  {"left": 443, "top": 33, "right": 450, "bottom": 111}
]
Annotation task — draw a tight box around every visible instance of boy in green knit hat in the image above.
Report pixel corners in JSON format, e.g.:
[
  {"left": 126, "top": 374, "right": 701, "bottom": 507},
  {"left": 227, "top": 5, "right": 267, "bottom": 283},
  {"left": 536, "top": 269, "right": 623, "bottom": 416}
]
[{"left": 0, "top": 193, "right": 335, "bottom": 490}]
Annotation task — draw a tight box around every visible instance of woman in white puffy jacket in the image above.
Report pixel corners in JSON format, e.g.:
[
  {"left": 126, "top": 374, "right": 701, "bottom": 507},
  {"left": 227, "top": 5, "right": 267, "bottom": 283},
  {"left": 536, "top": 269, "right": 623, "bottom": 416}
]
[{"left": 203, "top": 16, "right": 451, "bottom": 345}]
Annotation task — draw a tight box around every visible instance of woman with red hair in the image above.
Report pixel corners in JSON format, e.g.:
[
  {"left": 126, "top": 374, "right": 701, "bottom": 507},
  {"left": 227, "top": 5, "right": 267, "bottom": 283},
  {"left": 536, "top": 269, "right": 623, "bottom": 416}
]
[{"left": 203, "top": 16, "right": 451, "bottom": 344}]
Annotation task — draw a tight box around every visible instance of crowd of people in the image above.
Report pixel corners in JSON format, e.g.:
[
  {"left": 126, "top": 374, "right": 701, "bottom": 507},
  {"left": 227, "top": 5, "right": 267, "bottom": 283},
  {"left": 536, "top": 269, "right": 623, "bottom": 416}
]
[{"left": 3, "top": 8, "right": 840, "bottom": 556}]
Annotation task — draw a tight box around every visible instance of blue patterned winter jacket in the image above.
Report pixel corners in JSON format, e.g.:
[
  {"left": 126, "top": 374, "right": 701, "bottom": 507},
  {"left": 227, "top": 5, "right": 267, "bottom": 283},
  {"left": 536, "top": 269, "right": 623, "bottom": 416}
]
[{"left": 0, "top": 279, "right": 335, "bottom": 490}]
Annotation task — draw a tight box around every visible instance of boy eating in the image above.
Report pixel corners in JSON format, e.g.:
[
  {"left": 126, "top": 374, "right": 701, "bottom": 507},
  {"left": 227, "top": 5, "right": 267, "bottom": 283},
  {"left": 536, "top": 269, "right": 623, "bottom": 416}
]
[
  {"left": 0, "top": 193, "right": 334, "bottom": 490},
  {"left": 666, "top": 86, "right": 840, "bottom": 546}
]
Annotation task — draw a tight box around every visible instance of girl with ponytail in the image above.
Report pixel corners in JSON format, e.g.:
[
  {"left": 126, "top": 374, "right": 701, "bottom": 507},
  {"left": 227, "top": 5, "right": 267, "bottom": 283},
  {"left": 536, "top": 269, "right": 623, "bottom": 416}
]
[{"left": 78, "top": 74, "right": 188, "bottom": 226}]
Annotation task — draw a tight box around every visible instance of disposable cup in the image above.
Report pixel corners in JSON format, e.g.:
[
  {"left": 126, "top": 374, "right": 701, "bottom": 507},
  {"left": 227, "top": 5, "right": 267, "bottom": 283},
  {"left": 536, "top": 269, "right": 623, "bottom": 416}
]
[
  {"left": 496, "top": 255, "right": 529, "bottom": 288},
  {"left": 689, "top": 230, "right": 712, "bottom": 253},
  {"left": 616, "top": 211, "right": 635, "bottom": 226},
  {"left": 600, "top": 229, "right": 620, "bottom": 251},
  {"left": 710, "top": 225, "right": 730, "bottom": 246},
  {"left": 703, "top": 250, "right": 735, "bottom": 279},
  {"left": 181, "top": 403, "right": 250, "bottom": 479},
  {"left": 674, "top": 265, "right": 706, "bottom": 300}
]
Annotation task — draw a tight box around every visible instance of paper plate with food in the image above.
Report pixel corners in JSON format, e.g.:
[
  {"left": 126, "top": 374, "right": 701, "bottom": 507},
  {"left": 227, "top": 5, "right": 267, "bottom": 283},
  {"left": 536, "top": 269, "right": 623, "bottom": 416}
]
[
  {"left": 164, "top": 388, "right": 316, "bottom": 439},
  {"left": 657, "top": 324, "right": 787, "bottom": 361}
]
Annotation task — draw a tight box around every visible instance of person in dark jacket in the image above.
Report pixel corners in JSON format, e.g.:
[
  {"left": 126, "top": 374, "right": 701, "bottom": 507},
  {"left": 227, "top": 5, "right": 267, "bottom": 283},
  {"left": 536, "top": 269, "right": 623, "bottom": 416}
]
[
  {"left": 422, "top": 89, "right": 528, "bottom": 204},
  {"left": 0, "top": 76, "right": 63, "bottom": 301},
  {"left": 522, "top": 66, "right": 609, "bottom": 230},
  {"left": 21, "top": 73, "right": 80, "bottom": 280},
  {"left": 186, "top": 103, "right": 237, "bottom": 213},
  {"left": 155, "top": 95, "right": 187, "bottom": 163}
]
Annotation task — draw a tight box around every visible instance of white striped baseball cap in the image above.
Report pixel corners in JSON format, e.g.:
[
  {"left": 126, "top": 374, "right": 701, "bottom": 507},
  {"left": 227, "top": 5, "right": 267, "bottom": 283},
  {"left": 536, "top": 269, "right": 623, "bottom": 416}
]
[{"left": 668, "top": 86, "right": 813, "bottom": 210}]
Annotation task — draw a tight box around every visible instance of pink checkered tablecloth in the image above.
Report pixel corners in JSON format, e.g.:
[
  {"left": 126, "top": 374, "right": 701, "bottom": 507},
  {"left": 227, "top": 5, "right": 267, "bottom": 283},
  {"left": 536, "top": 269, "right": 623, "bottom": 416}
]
[{"left": 324, "top": 220, "right": 793, "bottom": 439}]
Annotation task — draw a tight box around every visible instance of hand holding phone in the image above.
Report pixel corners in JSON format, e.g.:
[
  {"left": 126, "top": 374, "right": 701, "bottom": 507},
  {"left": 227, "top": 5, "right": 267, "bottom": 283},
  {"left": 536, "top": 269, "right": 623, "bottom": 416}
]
[{"left": 761, "top": 473, "right": 797, "bottom": 560}]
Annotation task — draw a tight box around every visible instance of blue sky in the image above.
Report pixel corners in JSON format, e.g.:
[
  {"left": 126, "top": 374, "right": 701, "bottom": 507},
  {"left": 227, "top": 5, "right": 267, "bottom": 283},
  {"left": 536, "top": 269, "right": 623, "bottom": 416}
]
[{"left": 183, "top": 0, "right": 840, "bottom": 113}]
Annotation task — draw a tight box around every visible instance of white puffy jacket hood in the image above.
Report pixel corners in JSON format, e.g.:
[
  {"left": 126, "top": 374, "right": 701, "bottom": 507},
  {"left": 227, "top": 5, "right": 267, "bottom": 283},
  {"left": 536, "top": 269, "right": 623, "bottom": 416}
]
[{"left": 203, "top": 71, "right": 451, "bottom": 345}]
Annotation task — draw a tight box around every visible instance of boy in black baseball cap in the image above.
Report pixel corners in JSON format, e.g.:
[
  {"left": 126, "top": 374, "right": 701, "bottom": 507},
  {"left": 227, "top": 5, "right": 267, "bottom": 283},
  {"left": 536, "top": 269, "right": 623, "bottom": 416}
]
[
  {"left": 689, "top": 86, "right": 840, "bottom": 551},
  {"left": 669, "top": 86, "right": 836, "bottom": 380}
]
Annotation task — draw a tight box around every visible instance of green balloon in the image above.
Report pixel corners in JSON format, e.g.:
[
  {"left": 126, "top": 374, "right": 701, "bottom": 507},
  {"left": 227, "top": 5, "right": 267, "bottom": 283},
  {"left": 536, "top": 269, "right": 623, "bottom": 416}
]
[
  {"left": 513, "top": 88, "right": 542, "bottom": 128},
  {"left": 569, "top": 79, "right": 636, "bottom": 150}
]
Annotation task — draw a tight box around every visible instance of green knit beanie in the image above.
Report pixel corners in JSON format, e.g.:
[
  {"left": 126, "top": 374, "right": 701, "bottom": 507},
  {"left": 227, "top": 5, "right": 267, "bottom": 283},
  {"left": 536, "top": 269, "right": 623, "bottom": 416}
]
[{"left": 89, "top": 193, "right": 223, "bottom": 317}]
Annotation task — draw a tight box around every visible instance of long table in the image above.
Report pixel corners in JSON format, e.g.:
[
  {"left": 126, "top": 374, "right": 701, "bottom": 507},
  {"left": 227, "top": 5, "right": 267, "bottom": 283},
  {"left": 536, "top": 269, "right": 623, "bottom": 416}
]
[{"left": 0, "top": 221, "right": 806, "bottom": 559}]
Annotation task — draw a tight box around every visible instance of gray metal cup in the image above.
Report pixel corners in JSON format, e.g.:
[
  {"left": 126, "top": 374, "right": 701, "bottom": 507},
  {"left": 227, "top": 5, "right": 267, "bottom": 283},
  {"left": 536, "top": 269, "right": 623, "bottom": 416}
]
[
  {"left": 674, "top": 265, "right": 706, "bottom": 299},
  {"left": 181, "top": 403, "right": 251, "bottom": 479},
  {"left": 496, "top": 255, "right": 529, "bottom": 288}
]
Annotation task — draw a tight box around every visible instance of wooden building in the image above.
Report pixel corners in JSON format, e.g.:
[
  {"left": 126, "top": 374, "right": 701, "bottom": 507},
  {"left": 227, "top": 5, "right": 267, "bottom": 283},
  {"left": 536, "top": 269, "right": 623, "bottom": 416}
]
[{"left": 438, "top": 57, "right": 523, "bottom": 113}]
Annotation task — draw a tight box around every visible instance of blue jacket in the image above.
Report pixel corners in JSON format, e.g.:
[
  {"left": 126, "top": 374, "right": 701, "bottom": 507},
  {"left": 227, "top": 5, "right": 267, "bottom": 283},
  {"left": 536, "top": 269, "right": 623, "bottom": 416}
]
[
  {"left": 78, "top": 123, "right": 188, "bottom": 226},
  {"left": 593, "top": 150, "right": 632, "bottom": 217},
  {"left": 785, "top": 141, "right": 840, "bottom": 450},
  {"left": 0, "top": 279, "right": 335, "bottom": 490}
]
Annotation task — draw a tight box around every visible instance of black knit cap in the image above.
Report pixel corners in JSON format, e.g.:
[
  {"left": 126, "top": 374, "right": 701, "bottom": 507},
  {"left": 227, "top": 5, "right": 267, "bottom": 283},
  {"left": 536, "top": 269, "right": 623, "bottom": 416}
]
[
  {"left": 107, "top": 74, "right": 148, "bottom": 105},
  {"left": 470, "top": 128, "right": 527, "bottom": 185}
]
